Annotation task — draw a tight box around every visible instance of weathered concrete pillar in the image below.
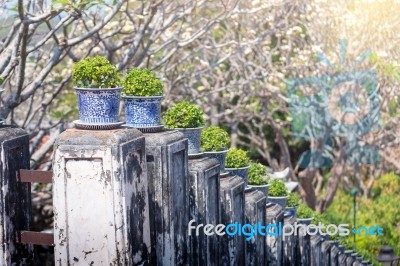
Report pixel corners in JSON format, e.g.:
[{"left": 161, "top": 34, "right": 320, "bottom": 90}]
[
  {"left": 144, "top": 130, "right": 189, "bottom": 265},
  {"left": 244, "top": 189, "right": 266, "bottom": 266},
  {"left": 283, "top": 216, "right": 296, "bottom": 266},
  {"left": 219, "top": 175, "right": 245, "bottom": 265},
  {"left": 329, "top": 244, "right": 340, "bottom": 266},
  {"left": 266, "top": 203, "right": 284, "bottom": 266},
  {"left": 297, "top": 234, "right": 311, "bottom": 266},
  {"left": 0, "top": 126, "right": 31, "bottom": 265},
  {"left": 53, "top": 128, "right": 151, "bottom": 265},
  {"left": 310, "top": 235, "right": 323, "bottom": 266},
  {"left": 188, "top": 157, "right": 220, "bottom": 266},
  {"left": 320, "top": 240, "right": 332, "bottom": 266}
]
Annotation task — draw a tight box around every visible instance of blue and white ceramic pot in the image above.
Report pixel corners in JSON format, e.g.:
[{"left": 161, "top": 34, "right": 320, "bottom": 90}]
[
  {"left": 226, "top": 166, "right": 250, "bottom": 186},
  {"left": 296, "top": 217, "right": 313, "bottom": 225},
  {"left": 268, "top": 195, "right": 289, "bottom": 209},
  {"left": 123, "top": 95, "right": 163, "bottom": 127},
  {"left": 203, "top": 149, "right": 228, "bottom": 173},
  {"left": 75, "top": 87, "right": 122, "bottom": 124},
  {"left": 248, "top": 183, "right": 270, "bottom": 197},
  {"left": 176, "top": 127, "right": 203, "bottom": 155}
]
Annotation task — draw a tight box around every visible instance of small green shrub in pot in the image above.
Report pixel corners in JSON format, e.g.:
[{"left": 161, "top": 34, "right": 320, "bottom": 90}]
[
  {"left": 201, "top": 126, "right": 230, "bottom": 152},
  {"left": 268, "top": 179, "right": 289, "bottom": 209},
  {"left": 72, "top": 56, "right": 122, "bottom": 126},
  {"left": 247, "top": 162, "right": 270, "bottom": 195},
  {"left": 201, "top": 126, "right": 231, "bottom": 173},
  {"left": 285, "top": 192, "right": 301, "bottom": 217},
  {"left": 296, "top": 203, "right": 314, "bottom": 225},
  {"left": 163, "top": 101, "right": 205, "bottom": 154},
  {"left": 122, "top": 68, "right": 163, "bottom": 97},
  {"left": 225, "top": 148, "right": 250, "bottom": 185},
  {"left": 122, "top": 68, "right": 164, "bottom": 129}
]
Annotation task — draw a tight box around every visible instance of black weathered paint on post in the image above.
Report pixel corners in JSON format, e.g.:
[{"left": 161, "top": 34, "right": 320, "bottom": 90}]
[
  {"left": 188, "top": 157, "right": 220, "bottom": 266},
  {"left": 329, "top": 244, "right": 340, "bottom": 266},
  {"left": 266, "top": 203, "right": 284, "bottom": 266},
  {"left": 320, "top": 240, "right": 332, "bottom": 266},
  {"left": 0, "top": 126, "right": 32, "bottom": 265},
  {"left": 244, "top": 189, "right": 266, "bottom": 266},
  {"left": 310, "top": 235, "right": 323, "bottom": 266},
  {"left": 144, "top": 131, "right": 189, "bottom": 266},
  {"left": 297, "top": 233, "right": 311, "bottom": 266},
  {"left": 219, "top": 175, "right": 245, "bottom": 266}
]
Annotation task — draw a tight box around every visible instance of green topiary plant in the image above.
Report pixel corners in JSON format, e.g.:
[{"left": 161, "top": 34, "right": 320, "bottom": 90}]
[
  {"left": 225, "top": 148, "right": 250, "bottom": 168},
  {"left": 72, "top": 56, "right": 121, "bottom": 88},
  {"left": 287, "top": 192, "right": 301, "bottom": 207},
  {"left": 248, "top": 162, "right": 270, "bottom": 185},
  {"left": 201, "top": 126, "right": 230, "bottom": 152},
  {"left": 268, "top": 179, "right": 289, "bottom": 197},
  {"left": 296, "top": 203, "right": 314, "bottom": 219},
  {"left": 122, "top": 68, "right": 163, "bottom": 96},
  {"left": 162, "top": 101, "right": 204, "bottom": 128}
]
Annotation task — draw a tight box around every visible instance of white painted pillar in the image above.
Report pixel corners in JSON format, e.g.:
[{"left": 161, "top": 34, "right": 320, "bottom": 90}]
[{"left": 53, "top": 128, "right": 151, "bottom": 265}]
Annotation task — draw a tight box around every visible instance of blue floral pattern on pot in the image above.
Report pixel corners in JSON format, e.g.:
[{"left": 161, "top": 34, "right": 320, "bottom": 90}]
[
  {"left": 123, "top": 96, "right": 163, "bottom": 127},
  {"left": 76, "top": 87, "right": 121, "bottom": 123},
  {"left": 226, "top": 166, "right": 249, "bottom": 186},
  {"left": 204, "top": 150, "right": 228, "bottom": 173},
  {"left": 177, "top": 127, "right": 202, "bottom": 155}
]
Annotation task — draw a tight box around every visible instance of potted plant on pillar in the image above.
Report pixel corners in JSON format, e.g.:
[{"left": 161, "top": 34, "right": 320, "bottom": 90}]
[
  {"left": 268, "top": 179, "right": 289, "bottom": 208},
  {"left": 122, "top": 68, "right": 164, "bottom": 132},
  {"left": 225, "top": 148, "right": 250, "bottom": 185},
  {"left": 162, "top": 101, "right": 205, "bottom": 155},
  {"left": 285, "top": 192, "right": 300, "bottom": 217},
  {"left": 72, "top": 56, "right": 122, "bottom": 130},
  {"left": 247, "top": 162, "right": 270, "bottom": 195},
  {"left": 201, "top": 126, "right": 230, "bottom": 174},
  {"left": 296, "top": 203, "right": 314, "bottom": 225}
]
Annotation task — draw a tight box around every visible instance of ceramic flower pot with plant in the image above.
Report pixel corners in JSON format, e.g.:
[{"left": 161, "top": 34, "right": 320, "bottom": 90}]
[
  {"left": 225, "top": 148, "right": 250, "bottom": 185},
  {"left": 163, "top": 101, "right": 204, "bottom": 155},
  {"left": 247, "top": 162, "right": 270, "bottom": 195},
  {"left": 72, "top": 56, "right": 122, "bottom": 127},
  {"left": 268, "top": 179, "right": 289, "bottom": 208},
  {"left": 285, "top": 192, "right": 300, "bottom": 217},
  {"left": 296, "top": 203, "right": 314, "bottom": 225},
  {"left": 201, "top": 126, "right": 230, "bottom": 173},
  {"left": 122, "top": 68, "right": 163, "bottom": 130}
]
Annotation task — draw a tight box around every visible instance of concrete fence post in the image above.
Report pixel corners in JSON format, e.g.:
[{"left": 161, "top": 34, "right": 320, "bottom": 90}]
[
  {"left": 219, "top": 175, "right": 245, "bottom": 265},
  {"left": 188, "top": 157, "right": 220, "bottom": 266},
  {"left": 244, "top": 189, "right": 266, "bottom": 266},
  {"left": 53, "top": 128, "right": 151, "bottom": 265},
  {"left": 283, "top": 215, "right": 297, "bottom": 265},
  {"left": 0, "top": 126, "right": 32, "bottom": 265},
  {"left": 144, "top": 131, "right": 189, "bottom": 265},
  {"left": 266, "top": 203, "right": 284, "bottom": 266}
]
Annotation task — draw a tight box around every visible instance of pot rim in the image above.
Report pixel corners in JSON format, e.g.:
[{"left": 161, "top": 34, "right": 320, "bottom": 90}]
[
  {"left": 296, "top": 217, "right": 314, "bottom": 221},
  {"left": 247, "top": 183, "right": 270, "bottom": 188},
  {"left": 203, "top": 149, "right": 229, "bottom": 154},
  {"left": 75, "top": 87, "right": 122, "bottom": 91},
  {"left": 122, "top": 95, "right": 164, "bottom": 99},
  {"left": 225, "top": 166, "right": 250, "bottom": 170},
  {"left": 268, "top": 195, "right": 289, "bottom": 199}
]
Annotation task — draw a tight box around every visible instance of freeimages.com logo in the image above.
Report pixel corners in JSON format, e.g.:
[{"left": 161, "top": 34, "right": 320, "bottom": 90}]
[{"left": 287, "top": 39, "right": 380, "bottom": 168}]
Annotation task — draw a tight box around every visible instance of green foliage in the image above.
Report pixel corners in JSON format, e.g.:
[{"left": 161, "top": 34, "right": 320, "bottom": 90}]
[
  {"left": 201, "top": 126, "right": 230, "bottom": 151},
  {"left": 0, "top": 76, "right": 3, "bottom": 85},
  {"left": 324, "top": 173, "right": 400, "bottom": 262},
  {"left": 296, "top": 203, "right": 314, "bottom": 219},
  {"left": 225, "top": 148, "right": 250, "bottom": 168},
  {"left": 268, "top": 179, "right": 289, "bottom": 197},
  {"left": 122, "top": 68, "right": 163, "bottom": 97},
  {"left": 287, "top": 192, "right": 300, "bottom": 207},
  {"left": 248, "top": 162, "right": 270, "bottom": 185},
  {"left": 72, "top": 56, "right": 121, "bottom": 88},
  {"left": 162, "top": 101, "right": 204, "bottom": 128}
]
